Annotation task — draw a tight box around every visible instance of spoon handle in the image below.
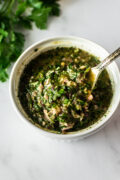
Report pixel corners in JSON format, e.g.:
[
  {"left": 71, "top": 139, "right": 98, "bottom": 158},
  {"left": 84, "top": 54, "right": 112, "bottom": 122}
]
[{"left": 96, "top": 47, "right": 120, "bottom": 71}]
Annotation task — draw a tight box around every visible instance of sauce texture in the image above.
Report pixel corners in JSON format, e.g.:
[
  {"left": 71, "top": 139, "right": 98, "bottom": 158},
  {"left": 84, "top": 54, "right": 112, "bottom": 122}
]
[{"left": 18, "top": 47, "right": 113, "bottom": 134}]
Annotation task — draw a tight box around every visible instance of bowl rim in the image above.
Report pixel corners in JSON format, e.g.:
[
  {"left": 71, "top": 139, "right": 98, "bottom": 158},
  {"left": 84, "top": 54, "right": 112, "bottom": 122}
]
[{"left": 9, "top": 36, "right": 120, "bottom": 139}]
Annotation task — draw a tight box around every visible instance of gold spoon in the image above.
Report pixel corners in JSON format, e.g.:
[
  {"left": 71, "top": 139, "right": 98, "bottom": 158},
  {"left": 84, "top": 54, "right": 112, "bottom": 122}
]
[{"left": 89, "top": 47, "right": 120, "bottom": 89}]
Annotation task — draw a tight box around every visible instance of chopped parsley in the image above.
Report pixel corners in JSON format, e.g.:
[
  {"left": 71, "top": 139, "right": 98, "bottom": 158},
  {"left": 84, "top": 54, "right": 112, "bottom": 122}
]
[{"left": 18, "top": 47, "right": 113, "bottom": 134}]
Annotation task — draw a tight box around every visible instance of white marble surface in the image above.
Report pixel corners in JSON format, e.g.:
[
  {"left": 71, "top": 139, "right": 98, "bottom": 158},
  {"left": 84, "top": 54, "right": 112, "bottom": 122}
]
[{"left": 0, "top": 0, "right": 120, "bottom": 179}]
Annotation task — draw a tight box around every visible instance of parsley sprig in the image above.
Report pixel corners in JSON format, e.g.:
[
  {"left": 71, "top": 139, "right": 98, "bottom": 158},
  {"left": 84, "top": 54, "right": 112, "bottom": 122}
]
[{"left": 0, "top": 0, "right": 60, "bottom": 82}]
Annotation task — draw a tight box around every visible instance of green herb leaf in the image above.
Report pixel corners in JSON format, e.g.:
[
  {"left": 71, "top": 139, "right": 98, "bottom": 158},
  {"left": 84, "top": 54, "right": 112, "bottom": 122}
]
[
  {"left": 29, "top": 7, "right": 51, "bottom": 29},
  {"left": 0, "top": 0, "right": 60, "bottom": 82},
  {"left": 0, "top": 68, "right": 8, "bottom": 82}
]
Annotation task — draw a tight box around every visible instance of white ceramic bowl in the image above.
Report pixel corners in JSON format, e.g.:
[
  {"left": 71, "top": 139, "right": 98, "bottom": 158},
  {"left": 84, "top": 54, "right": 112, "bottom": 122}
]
[{"left": 9, "top": 36, "right": 120, "bottom": 140}]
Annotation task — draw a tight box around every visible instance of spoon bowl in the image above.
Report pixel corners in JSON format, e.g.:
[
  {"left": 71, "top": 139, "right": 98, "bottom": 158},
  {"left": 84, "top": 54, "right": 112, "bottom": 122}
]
[{"left": 89, "top": 47, "right": 120, "bottom": 89}]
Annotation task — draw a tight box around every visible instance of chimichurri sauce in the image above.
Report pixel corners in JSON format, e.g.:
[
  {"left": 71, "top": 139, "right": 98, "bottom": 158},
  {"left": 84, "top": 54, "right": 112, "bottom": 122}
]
[{"left": 18, "top": 47, "right": 113, "bottom": 134}]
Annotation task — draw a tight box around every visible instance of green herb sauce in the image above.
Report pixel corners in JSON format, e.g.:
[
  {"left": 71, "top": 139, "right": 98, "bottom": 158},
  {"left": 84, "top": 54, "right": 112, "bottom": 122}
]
[{"left": 18, "top": 47, "right": 113, "bottom": 134}]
